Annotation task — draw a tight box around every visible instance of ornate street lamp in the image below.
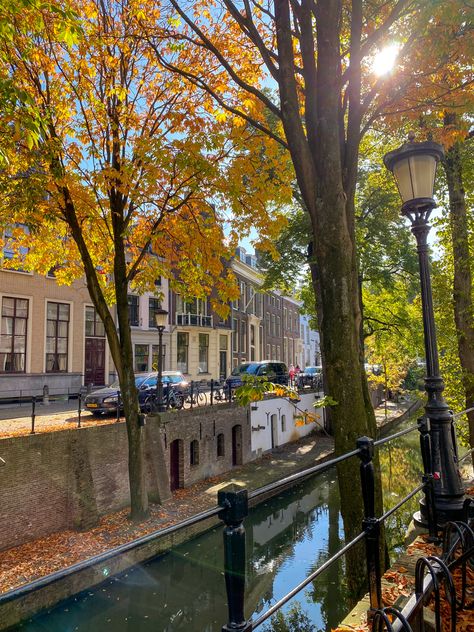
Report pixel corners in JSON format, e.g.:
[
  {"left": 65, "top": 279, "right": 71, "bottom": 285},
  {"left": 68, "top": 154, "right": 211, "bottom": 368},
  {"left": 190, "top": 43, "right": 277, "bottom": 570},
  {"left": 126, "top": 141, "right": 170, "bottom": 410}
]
[
  {"left": 384, "top": 132, "right": 465, "bottom": 524},
  {"left": 155, "top": 308, "right": 168, "bottom": 413}
]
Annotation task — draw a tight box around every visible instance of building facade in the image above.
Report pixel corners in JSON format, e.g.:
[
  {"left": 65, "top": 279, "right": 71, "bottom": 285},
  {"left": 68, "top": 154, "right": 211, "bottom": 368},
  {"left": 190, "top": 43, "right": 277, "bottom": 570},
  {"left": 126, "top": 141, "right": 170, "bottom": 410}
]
[
  {"left": 0, "top": 268, "right": 112, "bottom": 395},
  {"left": 0, "top": 245, "right": 319, "bottom": 393}
]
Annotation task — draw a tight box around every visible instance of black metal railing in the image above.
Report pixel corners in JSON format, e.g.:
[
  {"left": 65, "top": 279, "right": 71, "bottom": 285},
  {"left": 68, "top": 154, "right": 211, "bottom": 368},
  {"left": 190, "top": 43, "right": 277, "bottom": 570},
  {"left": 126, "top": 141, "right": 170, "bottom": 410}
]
[{"left": 216, "top": 408, "right": 472, "bottom": 631}]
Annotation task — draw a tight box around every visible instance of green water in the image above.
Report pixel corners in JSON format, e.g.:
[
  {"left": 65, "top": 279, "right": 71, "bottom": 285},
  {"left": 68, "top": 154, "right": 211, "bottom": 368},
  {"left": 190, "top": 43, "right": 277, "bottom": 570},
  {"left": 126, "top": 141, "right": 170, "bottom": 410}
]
[{"left": 16, "top": 419, "right": 424, "bottom": 632}]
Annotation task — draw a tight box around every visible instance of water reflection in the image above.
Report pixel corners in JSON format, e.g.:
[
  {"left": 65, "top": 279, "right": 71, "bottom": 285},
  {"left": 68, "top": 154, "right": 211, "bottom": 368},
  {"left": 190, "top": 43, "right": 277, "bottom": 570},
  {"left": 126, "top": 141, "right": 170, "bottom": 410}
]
[{"left": 18, "top": 419, "right": 423, "bottom": 632}]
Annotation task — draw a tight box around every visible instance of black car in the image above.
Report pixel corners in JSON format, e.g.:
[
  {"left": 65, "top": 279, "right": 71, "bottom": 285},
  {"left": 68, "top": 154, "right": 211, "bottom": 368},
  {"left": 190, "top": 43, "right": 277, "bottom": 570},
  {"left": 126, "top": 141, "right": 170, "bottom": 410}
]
[
  {"left": 137, "top": 371, "right": 188, "bottom": 410},
  {"left": 84, "top": 373, "right": 152, "bottom": 415},
  {"left": 225, "top": 361, "right": 289, "bottom": 389}
]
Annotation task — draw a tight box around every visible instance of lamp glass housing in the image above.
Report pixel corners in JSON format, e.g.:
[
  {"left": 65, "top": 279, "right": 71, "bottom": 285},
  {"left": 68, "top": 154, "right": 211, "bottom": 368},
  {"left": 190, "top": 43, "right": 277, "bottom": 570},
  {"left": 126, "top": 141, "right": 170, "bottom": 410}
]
[
  {"left": 154, "top": 309, "right": 168, "bottom": 329},
  {"left": 392, "top": 153, "right": 438, "bottom": 204}
]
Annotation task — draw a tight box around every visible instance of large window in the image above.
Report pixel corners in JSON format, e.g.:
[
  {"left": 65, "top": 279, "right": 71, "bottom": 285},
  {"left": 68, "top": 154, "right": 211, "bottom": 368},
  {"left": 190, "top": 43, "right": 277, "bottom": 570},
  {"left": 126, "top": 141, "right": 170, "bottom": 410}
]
[
  {"left": 0, "top": 297, "right": 28, "bottom": 373},
  {"left": 148, "top": 297, "right": 162, "bottom": 328},
  {"left": 46, "top": 302, "right": 70, "bottom": 372},
  {"left": 232, "top": 318, "right": 239, "bottom": 352},
  {"left": 85, "top": 306, "right": 105, "bottom": 337},
  {"left": 135, "top": 344, "right": 149, "bottom": 372},
  {"left": 128, "top": 295, "right": 139, "bottom": 327},
  {"left": 217, "top": 433, "right": 225, "bottom": 458},
  {"left": 199, "top": 333, "right": 209, "bottom": 373},
  {"left": 177, "top": 332, "right": 189, "bottom": 373},
  {"left": 240, "top": 321, "right": 247, "bottom": 353}
]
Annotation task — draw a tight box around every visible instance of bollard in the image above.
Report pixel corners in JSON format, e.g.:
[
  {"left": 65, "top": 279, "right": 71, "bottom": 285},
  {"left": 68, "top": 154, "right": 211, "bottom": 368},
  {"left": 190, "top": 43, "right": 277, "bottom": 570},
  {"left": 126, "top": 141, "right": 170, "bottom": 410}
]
[
  {"left": 116, "top": 391, "right": 121, "bottom": 422},
  {"left": 77, "top": 393, "right": 82, "bottom": 428},
  {"left": 31, "top": 396, "right": 36, "bottom": 434},
  {"left": 210, "top": 379, "right": 214, "bottom": 406},
  {"left": 357, "top": 436, "right": 382, "bottom": 614},
  {"left": 218, "top": 485, "right": 249, "bottom": 632},
  {"left": 42, "top": 385, "right": 49, "bottom": 406},
  {"left": 418, "top": 416, "right": 438, "bottom": 541}
]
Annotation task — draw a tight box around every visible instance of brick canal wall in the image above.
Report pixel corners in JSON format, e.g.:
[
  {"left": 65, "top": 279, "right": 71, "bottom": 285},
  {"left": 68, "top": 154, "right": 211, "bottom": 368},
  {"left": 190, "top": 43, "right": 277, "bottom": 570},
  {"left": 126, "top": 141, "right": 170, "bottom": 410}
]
[{"left": 0, "top": 403, "right": 248, "bottom": 552}]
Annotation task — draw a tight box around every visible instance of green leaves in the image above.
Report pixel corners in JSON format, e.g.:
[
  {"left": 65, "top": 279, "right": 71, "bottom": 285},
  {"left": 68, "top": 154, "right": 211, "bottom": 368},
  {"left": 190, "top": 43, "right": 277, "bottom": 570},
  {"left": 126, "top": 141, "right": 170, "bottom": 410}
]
[{"left": 233, "top": 375, "right": 299, "bottom": 407}]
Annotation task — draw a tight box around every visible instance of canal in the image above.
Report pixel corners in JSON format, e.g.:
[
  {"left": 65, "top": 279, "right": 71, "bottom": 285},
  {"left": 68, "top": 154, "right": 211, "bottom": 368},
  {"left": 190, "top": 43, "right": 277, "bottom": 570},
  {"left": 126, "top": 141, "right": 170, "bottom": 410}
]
[{"left": 16, "top": 418, "right": 424, "bottom": 631}]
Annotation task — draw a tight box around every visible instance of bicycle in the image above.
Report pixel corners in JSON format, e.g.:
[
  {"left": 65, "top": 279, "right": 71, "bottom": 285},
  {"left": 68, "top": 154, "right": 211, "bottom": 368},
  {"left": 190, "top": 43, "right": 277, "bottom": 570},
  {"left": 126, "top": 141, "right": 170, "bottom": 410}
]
[
  {"left": 142, "top": 387, "right": 184, "bottom": 413},
  {"left": 183, "top": 382, "right": 208, "bottom": 407}
]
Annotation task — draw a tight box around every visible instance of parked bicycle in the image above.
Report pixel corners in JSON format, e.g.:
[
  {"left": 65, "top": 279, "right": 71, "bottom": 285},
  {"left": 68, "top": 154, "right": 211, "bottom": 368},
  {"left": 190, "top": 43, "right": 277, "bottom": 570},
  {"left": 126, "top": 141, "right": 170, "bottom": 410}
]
[
  {"left": 183, "top": 382, "right": 208, "bottom": 408},
  {"left": 142, "top": 386, "right": 184, "bottom": 413}
]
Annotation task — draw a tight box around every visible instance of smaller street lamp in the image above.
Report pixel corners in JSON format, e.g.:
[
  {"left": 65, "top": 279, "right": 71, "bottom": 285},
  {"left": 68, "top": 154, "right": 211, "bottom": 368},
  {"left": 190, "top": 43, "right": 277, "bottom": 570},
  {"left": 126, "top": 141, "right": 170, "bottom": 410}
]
[
  {"left": 384, "top": 132, "right": 465, "bottom": 524},
  {"left": 155, "top": 308, "right": 168, "bottom": 413}
]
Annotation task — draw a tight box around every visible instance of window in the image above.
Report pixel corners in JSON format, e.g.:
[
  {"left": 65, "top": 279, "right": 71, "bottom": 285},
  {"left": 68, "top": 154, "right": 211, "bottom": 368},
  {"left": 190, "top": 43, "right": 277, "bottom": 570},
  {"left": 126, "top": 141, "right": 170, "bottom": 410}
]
[
  {"left": 281, "top": 414, "right": 286, "bottom": 432},
  {"left": 199, "top": 333, "right": 209, "bottom": 373},
  {"left": 152, "top": 344, "right": 166, "bottom": 371},
  {"left": 46, "top": 302, "right": 70, "bottom": 372},
  {"left": 240, "top": 282, "right": 246, "bottom": 311},
  {"left": 85, "top": 306, "right": 105, "bottom": 337},
  {"left": 0, "top": 297, "right": 28, "bottom": 373},
  {"left": 232, "top": 318, "right": 239, "bottom": 352},
  {"left": 266, "top": 312, "right": 271, "bottom": 334},
  {"left": 128, "top": 295, "right": 139, "bottom": 327},
  {"left": 259, "top": 325, "right": 264, "bottom": 359},
  {"left": 190, "top": 439, "right": 199, "bottom": 466},
  {"left": 250, "top": 325, "right": 256, "bottom": 361},
  {"left": 241, "top": 321, "right": 247, "bottom": 353},
  {"left": 271, "top": 314, "right": 276, "bottom": 337},
  {"left": 217, "top": 433, "right": 225, "bottom": 457},
  {"left": 276, "top": 345, "right": 280, "bottom": 360},
  {"left": 277, "top": 315, "right": 281, "bottom": 338},
  {"left": 272, "top": 345, "right": 276, "bottom": 359},
  {"left": 148, "top": 297, "right": 162, "bottom": 328},
  {"left": 135, "top": 344, "right": 149, "bottom": 372},
  {"left": 284, "top": 308, "right": 287, "bottom": 329},
  {"left": 276, "top": 297, "right": 280, "bottom": 309},
  {"left": 266, "top": 344, "right": 270, "bottom": 358},
  {"left": 219, "top": 335, "right": 228, "bottom": 351},
  {"left": 2, "top": 225, "right": 29, "bottom": 272},
  {"left": 177, "top": 332, "right": 189, "bottom": 373}
]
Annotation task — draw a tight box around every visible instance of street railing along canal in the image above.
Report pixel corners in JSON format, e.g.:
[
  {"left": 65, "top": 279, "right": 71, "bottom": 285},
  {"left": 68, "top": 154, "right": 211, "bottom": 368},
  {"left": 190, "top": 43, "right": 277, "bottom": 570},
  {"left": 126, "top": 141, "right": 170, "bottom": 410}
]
[{"left": 214, "top": 409, "right": 473, "bottom": 632}]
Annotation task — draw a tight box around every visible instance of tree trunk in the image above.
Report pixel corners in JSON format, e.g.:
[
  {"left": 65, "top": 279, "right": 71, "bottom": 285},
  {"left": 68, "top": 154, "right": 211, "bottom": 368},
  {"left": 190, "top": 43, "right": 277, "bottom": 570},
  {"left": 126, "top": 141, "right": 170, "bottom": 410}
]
[
  {"left": 113, "top": 237, "right": 150, "bottom": 521},
  {"left": 443, "top": 136, "right": 474, "bottom": 449}
]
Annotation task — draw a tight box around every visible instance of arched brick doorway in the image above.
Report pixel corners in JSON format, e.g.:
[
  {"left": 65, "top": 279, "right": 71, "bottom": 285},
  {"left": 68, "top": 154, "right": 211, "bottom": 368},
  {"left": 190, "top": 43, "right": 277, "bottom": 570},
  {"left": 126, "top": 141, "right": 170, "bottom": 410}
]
[
  {"left": 232, "top": 425, "right": 243, "bottom": 466},
  {"left": 169, "top": 439, "right": 183, "bottom": 491}
]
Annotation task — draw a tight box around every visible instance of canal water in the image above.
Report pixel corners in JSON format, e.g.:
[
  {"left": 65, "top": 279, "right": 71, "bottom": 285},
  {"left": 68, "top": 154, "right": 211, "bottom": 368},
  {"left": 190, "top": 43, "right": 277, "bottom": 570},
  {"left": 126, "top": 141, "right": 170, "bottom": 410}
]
[{"left": 16, "top": 418, "right": 424, "bottom": 632}]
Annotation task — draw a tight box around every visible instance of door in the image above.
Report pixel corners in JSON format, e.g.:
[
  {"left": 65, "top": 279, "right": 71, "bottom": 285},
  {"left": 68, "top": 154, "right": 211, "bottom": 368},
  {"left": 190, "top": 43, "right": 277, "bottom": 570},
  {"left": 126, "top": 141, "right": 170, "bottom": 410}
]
[
  {"left": 84, "top": 338, "right": 105, "bottom": 386},
  {"left": 219, "top": 350, "right": 227, "bottom": 380},
  {"left": 170, "top": 439, "right": 182, "bottom": 491},
  {"left": 232, "top": 425, "right": 243, "bottom": 466}
]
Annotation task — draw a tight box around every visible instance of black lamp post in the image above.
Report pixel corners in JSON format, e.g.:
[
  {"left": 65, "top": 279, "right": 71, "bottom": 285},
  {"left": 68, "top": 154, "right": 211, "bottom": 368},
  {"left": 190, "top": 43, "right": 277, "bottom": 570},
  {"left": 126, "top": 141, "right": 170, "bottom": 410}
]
[
  {"left": 154, "top": 308, "right": 168, "bottom": 413},
  {"left": 384, "top": 132, "right": 465, "bottom": 524}
]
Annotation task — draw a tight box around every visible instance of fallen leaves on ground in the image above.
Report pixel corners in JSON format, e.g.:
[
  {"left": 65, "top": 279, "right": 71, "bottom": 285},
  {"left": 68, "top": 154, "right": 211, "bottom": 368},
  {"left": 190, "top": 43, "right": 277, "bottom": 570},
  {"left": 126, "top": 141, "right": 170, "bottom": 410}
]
[{"left": 0, "top": 472, "right": 228, "bottom": 595}]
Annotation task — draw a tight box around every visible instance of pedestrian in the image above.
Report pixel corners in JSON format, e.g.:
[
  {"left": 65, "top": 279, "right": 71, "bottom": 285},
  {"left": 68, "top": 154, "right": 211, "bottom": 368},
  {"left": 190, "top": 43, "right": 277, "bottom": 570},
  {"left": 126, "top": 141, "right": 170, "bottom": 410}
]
[
  {"left": 289, "top": 364, "right": 295, "bottom": 386},
  {"left": 295, "top": 364, "right": 301, "bottom": 388}
]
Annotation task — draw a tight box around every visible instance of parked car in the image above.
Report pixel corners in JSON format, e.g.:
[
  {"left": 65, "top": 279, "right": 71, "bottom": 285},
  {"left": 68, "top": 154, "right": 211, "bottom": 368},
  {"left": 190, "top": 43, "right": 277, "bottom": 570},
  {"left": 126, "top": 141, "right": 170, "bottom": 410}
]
[
  {"left": 84, "top": 373, "right": 152, "bottom": 415},
  {"left": 137, "top": 371, "right": 188, "bottom": 410},
  {"left": 300, "top": 366, "right": 323, "bottom": 387},
  {"left": 225, "top": 361, "right": 289, "bottom": 389}
]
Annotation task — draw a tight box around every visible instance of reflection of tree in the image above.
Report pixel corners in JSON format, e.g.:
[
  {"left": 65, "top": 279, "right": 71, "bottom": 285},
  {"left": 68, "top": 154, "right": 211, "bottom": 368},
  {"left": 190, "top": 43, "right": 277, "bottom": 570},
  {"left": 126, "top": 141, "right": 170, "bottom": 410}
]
[
  {"left": 380, "top": 432, "right": 423, "bottom": 558},
  {"left": 305, "top": 485, "right": 349, "bottom": 631}
]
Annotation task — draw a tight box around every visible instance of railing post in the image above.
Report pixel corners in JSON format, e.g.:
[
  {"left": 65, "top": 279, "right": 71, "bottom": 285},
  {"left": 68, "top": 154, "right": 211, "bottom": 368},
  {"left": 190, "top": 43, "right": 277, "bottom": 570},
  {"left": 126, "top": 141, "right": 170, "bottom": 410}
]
[
  {"left": 218, "top": 485, "right": 249, "bottom": 632},
  {"left": 357, "top": 436, "right": 382, "bottom": 614},
  {"left": 116, "top": 391, "right": 121, "bottom": 422},
  {"left": 417, "top": 416, "right": 439, "bottom": 541},
  {"left": 31, "top": 396, "right": 36, "bottom": 434},
  {"left": 77, "top": 393, "right": 82, "bottom": 428}
]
